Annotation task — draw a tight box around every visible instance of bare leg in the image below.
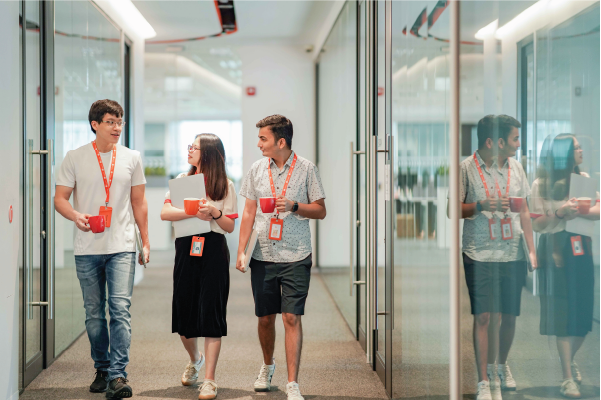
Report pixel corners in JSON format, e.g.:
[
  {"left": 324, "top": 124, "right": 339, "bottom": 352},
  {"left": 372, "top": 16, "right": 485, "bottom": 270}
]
[
  {"left": 282, "top": 313, "right": 303, "bottom": 383},
  {"left": 204, "top": 337, "right": 221, "bottom": 381},
  {"left": 556, "top": 336, "right": 572, "bottom": 380},
  {"left": 570, "top": 336, "right": 586, "bottom": 361},
  {"left": 258, "top": 315, "right": 277, "bottom": 365},
  {"left": 180, "top": 336, "right": 202, "bottom": 363},
  {"left": 487, "top": 313, "right": 501, "bottom": 366},
  {"left": 473, "top": 313, "right": 491, "bottom": 382},
  {"left": 498, "top": 314, "right": 517, "bottom": 364}
]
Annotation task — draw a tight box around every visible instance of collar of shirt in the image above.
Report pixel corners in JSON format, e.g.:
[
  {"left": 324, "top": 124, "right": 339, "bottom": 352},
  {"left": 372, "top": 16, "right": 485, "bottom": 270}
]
[
  {"left": 269, "top": 150, "right": 295, "bottom": 174},
  {"left": 475, "top": 150, "right": 509, "bottom": 174}
]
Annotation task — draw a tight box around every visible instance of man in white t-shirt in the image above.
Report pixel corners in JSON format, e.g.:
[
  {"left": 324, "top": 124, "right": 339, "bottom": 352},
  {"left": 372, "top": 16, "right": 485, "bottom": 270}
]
[{"left": 55, "top": 99, "right": 149, "bottom": 398}]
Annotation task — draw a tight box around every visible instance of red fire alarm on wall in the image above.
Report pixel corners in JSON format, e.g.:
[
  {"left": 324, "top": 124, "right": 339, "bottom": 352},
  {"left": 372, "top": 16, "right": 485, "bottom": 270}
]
[
  {"left": 378, "top": 86, "right": 384, "bottom": 96},
  {"left": 246, "top": 86, "right": 256, "bottom": 96}
]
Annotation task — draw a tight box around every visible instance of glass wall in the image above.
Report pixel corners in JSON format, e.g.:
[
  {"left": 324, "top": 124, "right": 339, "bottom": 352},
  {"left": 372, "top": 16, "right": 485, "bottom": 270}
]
[
  {"left": 316, "top": 0, "right": 358, "bottom": 335},
  {"left": 390, "top": 1, "right": 452, "bottom": 397},
  {"left": 458, "top": 1, "right": 600, "bottom": 399},
  {"left": 54, "top": 0, "right": 123, "bottom": 356}
]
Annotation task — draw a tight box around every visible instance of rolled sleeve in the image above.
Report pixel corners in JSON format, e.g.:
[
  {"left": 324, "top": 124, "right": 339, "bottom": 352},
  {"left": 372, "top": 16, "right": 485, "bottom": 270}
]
[
  {"left": 223, "top": 180, "right": 239, "bottom": 219},
  {"left": 55, "top": 151, "right": 76, "bottom": 188},
  {"left": 239, "top": 168, "right": 256, "bottom": 200},
  {"left": 307, "top": 165, "right": 326, "bottom": 203},
  {"left": 131, "top": 152, "right": 146, "bottom": 186}
]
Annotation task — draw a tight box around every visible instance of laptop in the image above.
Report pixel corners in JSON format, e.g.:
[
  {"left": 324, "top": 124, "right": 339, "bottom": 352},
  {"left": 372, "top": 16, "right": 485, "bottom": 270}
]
[{"left": 242, "top": 228, "right": 259, "bottom": 272}]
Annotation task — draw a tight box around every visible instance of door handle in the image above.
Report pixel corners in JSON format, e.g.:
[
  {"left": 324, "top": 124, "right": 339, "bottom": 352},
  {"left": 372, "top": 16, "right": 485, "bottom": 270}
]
[
  {"left": 46, "top": 139, "right": 54, "bottom": 319},
  {"left": 26, "top": 140, "right": 52, "bottom": 319},
  {"left": 350, "top": 142, "right": 366, "bottom": 295}
]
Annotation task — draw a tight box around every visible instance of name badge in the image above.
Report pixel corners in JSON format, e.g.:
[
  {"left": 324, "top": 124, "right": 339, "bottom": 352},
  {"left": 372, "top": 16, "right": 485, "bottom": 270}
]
[
  {"left": 489, "top": 218, "right": 499, "bottom": 240},
  {"left": 99, "top": 206, "right": 113, "bottom": 227},
  {"left": 269, "top": 218, "right": 283, "bottom": 241},
  {"left": 571, "top": 235, "right": 584, "bottom": 256},
  {"left": 190, "top": 236, "right": 205, "bottom": 257},
  {"left": 501, "top": 218, "right": 513, "bottom": 240}
]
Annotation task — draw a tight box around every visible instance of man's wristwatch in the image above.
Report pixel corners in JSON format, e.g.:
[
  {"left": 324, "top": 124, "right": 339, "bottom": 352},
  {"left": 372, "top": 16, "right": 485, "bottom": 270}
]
[
  {"left": 476, "top": 201, "right": 483, "bottom": 213},
  {"left": 292, "top": 201, "right": 299, "bottom": 213}
]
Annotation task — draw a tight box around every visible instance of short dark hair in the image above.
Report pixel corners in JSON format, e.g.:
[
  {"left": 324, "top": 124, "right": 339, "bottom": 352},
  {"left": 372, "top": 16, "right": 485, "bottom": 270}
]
[
  {"left": 88, "top": 99, "right": 123, "bottom": 134},
  {"left": 477, "top": 114, "right": 521, "bottom": 148},
  {"left": 256, "top": 114, "right": 293, "bottom": 149}
]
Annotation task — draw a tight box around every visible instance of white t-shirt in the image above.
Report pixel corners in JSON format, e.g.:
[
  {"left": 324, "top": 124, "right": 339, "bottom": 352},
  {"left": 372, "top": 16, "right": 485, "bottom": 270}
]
[
  {"left": 164, "top": 173, "right": 238, "bottom": 235},
  {"left": 56, "top": 142, "right": 146, "bottom": 255}
]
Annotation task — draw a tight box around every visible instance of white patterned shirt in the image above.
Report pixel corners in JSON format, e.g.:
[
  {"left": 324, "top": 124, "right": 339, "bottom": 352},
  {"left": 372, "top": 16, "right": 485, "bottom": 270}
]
[
  {"left": 460, "top": 151, "right": 531, "bottom": 262},
  {"left": 239, "top": 151, "right": 326, "bottom": 262}
]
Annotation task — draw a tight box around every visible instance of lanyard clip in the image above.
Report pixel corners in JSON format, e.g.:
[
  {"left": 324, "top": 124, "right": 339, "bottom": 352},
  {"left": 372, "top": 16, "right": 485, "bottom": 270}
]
[{"left": 105, "top": 202, "right": 109, "bottom": 208}]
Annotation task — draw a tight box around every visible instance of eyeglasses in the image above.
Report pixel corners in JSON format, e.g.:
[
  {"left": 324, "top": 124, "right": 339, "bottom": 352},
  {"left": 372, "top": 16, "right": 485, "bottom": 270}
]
[
  {"left": 188, "top": 145, "right": 200, "bottom": 153},
  {"left": 574, "top": 145, "right": 582, "bottom": 151},
  {"left": 102, "top": 120, "right": 126, "bottom": 127}
]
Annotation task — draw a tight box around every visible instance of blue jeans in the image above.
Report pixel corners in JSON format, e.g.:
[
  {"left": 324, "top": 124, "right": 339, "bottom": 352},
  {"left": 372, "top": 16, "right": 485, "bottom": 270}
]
[{"left": 75, "top": 252, "right": 136, "bottom": 381}]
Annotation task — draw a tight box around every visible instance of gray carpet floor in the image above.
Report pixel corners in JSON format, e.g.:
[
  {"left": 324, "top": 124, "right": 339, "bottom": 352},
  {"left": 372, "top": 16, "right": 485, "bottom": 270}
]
[{"left": 20, "top": 262, "right": 389, "bottom": 400}]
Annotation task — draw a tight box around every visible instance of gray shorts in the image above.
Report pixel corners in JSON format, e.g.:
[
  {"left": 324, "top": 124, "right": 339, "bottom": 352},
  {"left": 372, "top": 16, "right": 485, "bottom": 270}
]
[{"left": 249, "top": 255, "right": 312, "bottom": 317}]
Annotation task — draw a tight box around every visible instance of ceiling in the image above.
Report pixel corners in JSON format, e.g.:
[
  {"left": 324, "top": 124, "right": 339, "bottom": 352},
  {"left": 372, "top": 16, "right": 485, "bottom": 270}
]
[{"left": 132, "top": 0, "right": 332, "bottom": 45}]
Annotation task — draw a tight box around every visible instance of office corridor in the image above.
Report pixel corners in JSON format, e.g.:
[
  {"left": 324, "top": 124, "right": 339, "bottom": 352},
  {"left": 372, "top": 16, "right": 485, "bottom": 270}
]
[{"left": 19, "top": 258, "right": 388, "bottom": 400}]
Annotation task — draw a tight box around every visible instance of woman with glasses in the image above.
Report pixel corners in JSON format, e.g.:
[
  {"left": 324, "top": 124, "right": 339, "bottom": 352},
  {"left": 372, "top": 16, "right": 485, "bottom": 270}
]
[
  {"left": 161, "top": 133, "right": 238, "bottom": 400},
  {"left": 530, "top": 134, "right": 599, "bottom": 399}
]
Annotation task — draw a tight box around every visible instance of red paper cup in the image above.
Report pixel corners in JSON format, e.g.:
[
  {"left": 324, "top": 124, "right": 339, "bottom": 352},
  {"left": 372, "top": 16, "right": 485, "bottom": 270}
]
[
  {"left": 184, "top": 198, "right": 201, "bottom": 215},
  {"left": 509, "top": 197, "right": 523, "bottom": 213},
  {"left": 578, "top": 197, "right": 592, "bottom": 214},
  {"left": 260, "top": 197, "right": 276, "bottom": 213},
  {"left": 89, "top": 215, "right": 105, "bottom": 234}
]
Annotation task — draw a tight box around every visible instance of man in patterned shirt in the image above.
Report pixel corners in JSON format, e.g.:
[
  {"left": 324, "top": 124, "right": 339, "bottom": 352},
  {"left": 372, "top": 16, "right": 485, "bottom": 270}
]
[
  {"left": 236, "top": 114, "right": 326, "bottom": 400},
  {"left": 459, "top": 115, "right": 537, "bottom": 400}
]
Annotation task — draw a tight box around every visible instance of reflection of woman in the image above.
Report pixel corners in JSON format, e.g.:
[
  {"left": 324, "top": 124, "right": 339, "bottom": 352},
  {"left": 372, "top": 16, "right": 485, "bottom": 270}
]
[
  {"left": 161, "top": 133, "right": 238, "bottom": 400},
  {"left": 531, "top": 134, "right": 599, "bottom": 399}
]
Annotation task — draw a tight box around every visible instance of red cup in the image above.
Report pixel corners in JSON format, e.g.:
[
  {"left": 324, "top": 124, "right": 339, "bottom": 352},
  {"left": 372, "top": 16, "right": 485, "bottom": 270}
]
[
  {"left": 578, "top": 197, "right": 592, "bottom": 214},
  {"left": 509, "top": 197, "right": 523, "bottom": 213},
  {"left": 184, "top": 198, "right": 201, "bottom": 215},
  {"left": 88, "top": 215, "right": 105, "bottom": 234},
  {"left": 260, "top": 197, "right": 276, "bottom": 213}
]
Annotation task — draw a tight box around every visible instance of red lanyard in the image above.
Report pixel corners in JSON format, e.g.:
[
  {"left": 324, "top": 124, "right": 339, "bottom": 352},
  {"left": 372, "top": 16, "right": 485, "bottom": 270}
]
[
  {"left": 473, "top": 152, "right": 510, "bottom": 198},
  {"left": 92, "top": 141, "right": 116, "bottom": 206},
  {"left": 267, "top": 153, "right": 298, "bottom": 214}
]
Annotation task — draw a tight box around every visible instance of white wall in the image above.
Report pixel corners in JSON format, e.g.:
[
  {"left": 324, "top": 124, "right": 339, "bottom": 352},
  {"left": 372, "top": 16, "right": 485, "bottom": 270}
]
[
  {"left": 238, "top": 45, "right": 317, "bottom": 259},
  {"left": 0, "top": 3, "right": 21, "bottom": 399}
]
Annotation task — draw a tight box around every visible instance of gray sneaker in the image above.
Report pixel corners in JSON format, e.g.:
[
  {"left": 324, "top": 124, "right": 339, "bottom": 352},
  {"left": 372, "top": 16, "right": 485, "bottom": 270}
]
[
  {"left": 254, "top": 359, "right": 275, "bottom": 392},
  {"left": 571, "top": 362, "right": 582, "bottom": 384}
]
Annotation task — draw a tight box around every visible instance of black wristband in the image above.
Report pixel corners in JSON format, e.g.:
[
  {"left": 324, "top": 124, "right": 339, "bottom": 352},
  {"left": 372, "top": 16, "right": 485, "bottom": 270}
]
[
  {"left": 554, "top": 209, "right": 564, "bottom": 219},
  {"left": 213, "top": 209, "right": 222, "bottom": 220},
  {"left": 292, "top": 201, "right": 299, "bottom": 213}
]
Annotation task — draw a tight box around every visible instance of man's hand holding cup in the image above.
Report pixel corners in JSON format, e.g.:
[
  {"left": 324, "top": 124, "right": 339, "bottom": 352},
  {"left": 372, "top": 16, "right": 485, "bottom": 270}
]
[
  {"left": 480, "top": 196, "right": 498, "bottom": 213},
  {"left": 276, "top": 195, "right": 293, "bottom": 213},
  {"left": 75, "top": 212, "right": 92, "bottom": 232}
]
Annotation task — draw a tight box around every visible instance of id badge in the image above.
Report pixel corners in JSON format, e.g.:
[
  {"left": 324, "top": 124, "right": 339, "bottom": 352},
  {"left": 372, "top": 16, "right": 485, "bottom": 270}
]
[
  {"left": 269, "top": 218, "right": 283, "bottom": 241},
  {"left": 190, "top": 236, "right": 205, "bottom": 257},
  {"left": 99, "top": 206, "right": 113, "bottom": 227},
  {"left": 501, "top": 218, "right": 513, "bottom": 240},
  {"left": 571, "top": 235, "right": 584, "bottom": 256},
  {"left": 489, "top": 218, "right": 499, "bottom": 240}
]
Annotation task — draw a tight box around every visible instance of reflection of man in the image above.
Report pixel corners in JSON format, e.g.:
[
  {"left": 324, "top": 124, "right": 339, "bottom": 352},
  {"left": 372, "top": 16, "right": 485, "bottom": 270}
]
[
  {"left": 236, "top": 115, "right": 326, "bottom": 400},
  {"left": 459, "top": 115, "right": 537, "bottom": 400},
  {"left": 55, "top": 100, "right": 149, "bottom": 398}
]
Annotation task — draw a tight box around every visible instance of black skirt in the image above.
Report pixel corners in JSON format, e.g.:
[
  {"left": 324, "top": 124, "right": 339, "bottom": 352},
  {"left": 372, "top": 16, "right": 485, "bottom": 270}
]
[
  {"left": 172, "top": 231, "right": 230, "bottom": 338},
  {"left": 537, "top": 231, "right": 594, "bottom": 337}
]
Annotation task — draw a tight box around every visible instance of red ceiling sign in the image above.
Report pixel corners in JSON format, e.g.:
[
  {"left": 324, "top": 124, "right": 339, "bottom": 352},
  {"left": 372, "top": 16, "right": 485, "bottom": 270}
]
[{"left": 246, "top": 87, "right": 256, "bottom": 96}]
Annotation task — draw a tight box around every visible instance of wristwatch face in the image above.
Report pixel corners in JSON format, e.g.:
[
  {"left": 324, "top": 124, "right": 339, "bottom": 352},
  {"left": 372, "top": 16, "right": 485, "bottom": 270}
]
[{"left": 476, "top": 201, "right": 482, "bottom": 212}]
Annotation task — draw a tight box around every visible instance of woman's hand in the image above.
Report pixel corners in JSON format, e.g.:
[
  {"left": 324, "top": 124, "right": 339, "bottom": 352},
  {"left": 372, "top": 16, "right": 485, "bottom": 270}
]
[
  {"left": 197, "top": 199, "right": 217, "bottom": 221},
  {"left": 529, "top": 251, "right": 538, "bottom": 271},
  {"left": 558, "top": 198, "right": 578, "bottom": 220}
]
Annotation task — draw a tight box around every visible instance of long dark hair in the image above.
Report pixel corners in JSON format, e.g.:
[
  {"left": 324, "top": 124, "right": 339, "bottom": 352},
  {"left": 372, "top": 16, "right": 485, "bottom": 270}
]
[
  {"left": 537, "top": 133, "right": 580, "bottom": 200},
  {"left": 188, "top": 133, "right": 228, "bottom": 201}
]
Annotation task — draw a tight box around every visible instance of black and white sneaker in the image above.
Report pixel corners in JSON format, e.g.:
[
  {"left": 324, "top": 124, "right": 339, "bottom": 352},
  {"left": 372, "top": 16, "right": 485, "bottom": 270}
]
[
  {"left": 90, "top": 370, "right": 109, "bottom": 393},
  {"left": 106, "top": 377, "right": 132, "bottom": 399}
]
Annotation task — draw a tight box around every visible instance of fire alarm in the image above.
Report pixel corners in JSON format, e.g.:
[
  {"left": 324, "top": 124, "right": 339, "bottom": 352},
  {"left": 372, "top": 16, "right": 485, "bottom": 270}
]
[
  {"left": 246, "top": 87, "right": 256, "bottom": 96},
  {"left": 378, "top": 87, "right": 384, "bottom": 96},
  {"left": 9, "top": 205, "right": 13, "bottom": 223}
]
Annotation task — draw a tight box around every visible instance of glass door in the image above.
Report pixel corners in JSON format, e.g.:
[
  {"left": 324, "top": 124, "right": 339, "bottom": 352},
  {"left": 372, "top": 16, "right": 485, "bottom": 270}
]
[{"left": 21, "top": 0, "right": 55, "bottom": 387}]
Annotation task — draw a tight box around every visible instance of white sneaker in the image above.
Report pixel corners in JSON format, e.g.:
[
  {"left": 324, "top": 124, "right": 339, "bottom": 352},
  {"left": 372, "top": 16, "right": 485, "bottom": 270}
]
[
  {"left": 477, "top": 380, "right": 492, "bottom": 400},
  {"left": 560, "top": 378, "right": 581, "bottom": 398},
  {"left": 198, "top": 379, "right": 218, "bottom": 400},
  {"left": 497, "top": 363, "right": 517, "bottom": 391},
  {"left": 182, "top": 354, "right": 205, "bottom": 386},
  {"left": 254, "top": 359, "right": 275, "bottom": 392},
  {"left": 286, "top": 381, "right": 305, "bottom": 400},
  {"left": 487, "top": 365, "right": 502, "bottom": 400},
  {"left": 571, "top": 362, "right": 582, "bottom": 384}
]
